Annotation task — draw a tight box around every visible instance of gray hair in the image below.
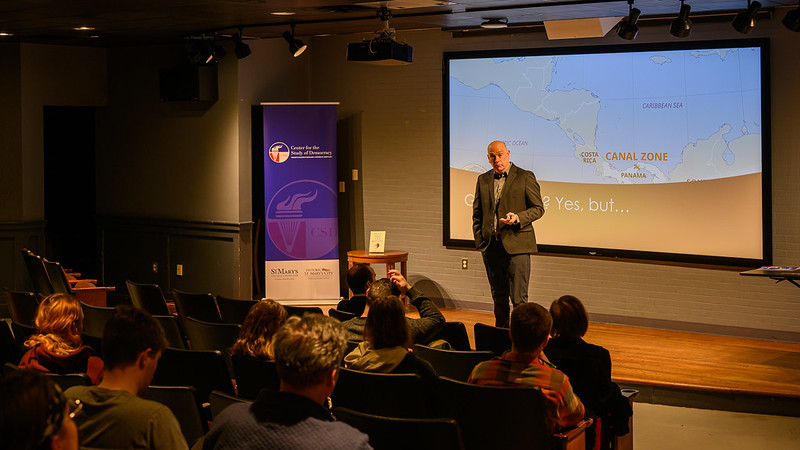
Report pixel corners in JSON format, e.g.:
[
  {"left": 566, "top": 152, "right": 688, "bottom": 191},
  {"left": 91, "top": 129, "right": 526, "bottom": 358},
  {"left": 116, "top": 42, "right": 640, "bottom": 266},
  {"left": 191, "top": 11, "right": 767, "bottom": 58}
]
[{"left": 272, "top": 314, "right": 347, "bottom": 389}]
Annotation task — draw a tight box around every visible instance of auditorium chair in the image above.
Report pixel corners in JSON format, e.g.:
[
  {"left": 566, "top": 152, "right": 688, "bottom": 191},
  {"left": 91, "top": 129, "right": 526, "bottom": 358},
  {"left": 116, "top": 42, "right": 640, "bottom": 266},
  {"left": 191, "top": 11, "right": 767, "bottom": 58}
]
[
  {"left": 145, "top": 385, "right": 207, "bottom": 447},
  {"left": 426, "top": 321, "right": 471, "bottom": 351},
  {"left": 21, "top": 250, "right": 54, "bottom": 297},
  {"left": 80, "top": 333, "right": 103, "bottom": 358},
  {"left": 3, "top": 362, "right": 92, "bottom": 390},
  {"left": 216, "top": 296, "right": 258, "bottom": 324},
  {"left": 209, "top": 390, "right": 251, "bottom": 419},
  {"left": 0, "top": 321, "right": 21, "bottom": 366},
  {"left": 152, "top": 315, "right": 189, "bottom": 350},
  {"left": 332, "top": 368, "right": 433, "bottom": 418},
  {"left": 152, "top": 348, "right": 235, "bottom": 404},
  {"left": 334, "top": 407, "right": 465, "bottom": 450},
  {"left": 126, "top": 280, "right": 171, "bottom": 316},
  {"left": 473, "top": 322, "right": 511, "bottom": 356},
  {"left": 80, "top": 302, "right": 115, "bottom": 338},
  {"left": 10, "top": 321, "right": 36, "bottom": 353},
  {"left": 3, "top": 288, "right": 38, "bottom": 326},
  {"left": 171, "top": 289, "right": 222, "bottom": 324},
  {"left": 182, "top": 317, "right": 240, "bottom": 352},
  {"left": 434, "top": 376, "right": 592, "bottom": 450},
  {"left": 231, "top": 354, "right": 280, "bottom": 400},
  {"left": 412, "top": 344, "right": 494, "bottom": 382},
  {"left": 42, "top": 258, "right": 115, "bottom": 307}
]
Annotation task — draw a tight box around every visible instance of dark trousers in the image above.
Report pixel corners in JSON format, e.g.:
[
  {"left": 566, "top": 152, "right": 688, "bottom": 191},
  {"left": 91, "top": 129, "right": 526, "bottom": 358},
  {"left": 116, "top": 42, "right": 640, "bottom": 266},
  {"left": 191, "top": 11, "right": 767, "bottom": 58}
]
[{"left": 481, "top": 238, "right": 530, "bottom": 327}]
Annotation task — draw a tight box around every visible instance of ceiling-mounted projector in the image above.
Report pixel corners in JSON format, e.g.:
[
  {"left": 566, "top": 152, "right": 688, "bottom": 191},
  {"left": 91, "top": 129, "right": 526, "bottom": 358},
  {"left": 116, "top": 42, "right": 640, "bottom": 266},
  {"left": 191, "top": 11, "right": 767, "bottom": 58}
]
[{"left": 347, "top": 7, "right": 413, "bottom": 65}]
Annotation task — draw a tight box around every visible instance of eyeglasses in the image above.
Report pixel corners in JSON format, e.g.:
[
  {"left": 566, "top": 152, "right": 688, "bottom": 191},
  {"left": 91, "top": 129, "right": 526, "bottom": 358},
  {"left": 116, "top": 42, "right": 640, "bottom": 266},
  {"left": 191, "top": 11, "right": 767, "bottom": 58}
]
[{"left": 68, "top": 399, "right": 83, "bottom": 420}]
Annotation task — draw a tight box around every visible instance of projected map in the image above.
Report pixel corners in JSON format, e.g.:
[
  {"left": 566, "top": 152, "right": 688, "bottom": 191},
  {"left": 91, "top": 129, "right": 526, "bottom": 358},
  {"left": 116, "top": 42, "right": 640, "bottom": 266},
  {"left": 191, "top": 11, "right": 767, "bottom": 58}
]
[{"left": 449, "top": 47, "right": 762, "bottom": 184}]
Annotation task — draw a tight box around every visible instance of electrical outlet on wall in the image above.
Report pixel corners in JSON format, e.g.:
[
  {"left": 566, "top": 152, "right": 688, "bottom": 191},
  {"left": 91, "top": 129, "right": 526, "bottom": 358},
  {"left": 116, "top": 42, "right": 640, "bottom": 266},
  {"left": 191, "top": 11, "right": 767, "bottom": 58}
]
[
  {"left": 177, "top": 264, "right": 183, "bottom": 276},
  {"left": 461, "top": 258, "right": 468, "bottom": 270}
]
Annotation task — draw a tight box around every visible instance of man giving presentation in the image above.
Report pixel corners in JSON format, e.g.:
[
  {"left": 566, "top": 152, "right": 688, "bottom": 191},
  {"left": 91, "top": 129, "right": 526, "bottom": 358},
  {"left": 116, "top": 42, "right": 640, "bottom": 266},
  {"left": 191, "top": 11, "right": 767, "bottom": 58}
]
[{"left": 472, "top": 140, "right": 545, "bottom": 327}]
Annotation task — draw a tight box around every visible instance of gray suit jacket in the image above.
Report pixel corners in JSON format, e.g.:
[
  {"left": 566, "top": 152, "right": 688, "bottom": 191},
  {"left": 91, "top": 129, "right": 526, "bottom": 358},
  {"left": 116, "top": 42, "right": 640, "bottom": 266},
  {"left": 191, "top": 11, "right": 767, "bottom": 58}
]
[{"left": 472, "top": 163, "right": 545, "bottom": 254}]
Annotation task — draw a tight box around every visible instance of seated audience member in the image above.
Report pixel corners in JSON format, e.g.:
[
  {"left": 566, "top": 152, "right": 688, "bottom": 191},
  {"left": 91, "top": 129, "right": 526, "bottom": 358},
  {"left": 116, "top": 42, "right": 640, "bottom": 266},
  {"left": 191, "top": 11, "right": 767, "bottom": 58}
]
[
  {"left": 469, "top": 302, "right": 585, "bottom": 432},
  {"left": 65, "top": 305, "right": 188, "bottom": 450},
  {"left": 336, "top": 264, "right": 375, "bottom": 316},
  {"left": 545, "top": 295, "right": 633, "bottom": 447},
  {"left": 19, "top": 293, "right": 104, "bottom": 384},
  {"left": 230, "top": 299, "right": 288, "bottom": 360},
  {"left": 203, "top": 314, "right": 371, "bottom": 449},
  {"left": 0, "top": 369, "right": 80, "bottom": 450},
  {"left": 342, "top": 270, "right": 444, "bottom": 344},
  {"left": 344, "top": 296, "right": 437, "bottom": 380}
]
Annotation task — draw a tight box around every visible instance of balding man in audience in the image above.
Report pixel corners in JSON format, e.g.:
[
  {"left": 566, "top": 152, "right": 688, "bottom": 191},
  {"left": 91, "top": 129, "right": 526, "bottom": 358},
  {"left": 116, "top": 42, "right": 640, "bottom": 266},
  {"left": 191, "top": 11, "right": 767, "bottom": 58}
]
[
  {"left": 65, "top": 305, "right": 188, "bottom": 449},
  {"left": 341, "top": 270, "right": 444, "bottom": 344},
  {"left": 469, "top": 302, "right": 584, "bottom": 432},
  {"left": 203, "top": 314, "right": 371, "bottom": 449}
]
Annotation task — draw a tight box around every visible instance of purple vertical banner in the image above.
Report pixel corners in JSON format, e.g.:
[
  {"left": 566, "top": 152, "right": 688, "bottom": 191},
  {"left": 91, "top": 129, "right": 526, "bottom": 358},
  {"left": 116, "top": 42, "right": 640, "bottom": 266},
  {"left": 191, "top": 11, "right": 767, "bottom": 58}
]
[{"left": 262, "top": 103, "right": 339, "bottom": 301}]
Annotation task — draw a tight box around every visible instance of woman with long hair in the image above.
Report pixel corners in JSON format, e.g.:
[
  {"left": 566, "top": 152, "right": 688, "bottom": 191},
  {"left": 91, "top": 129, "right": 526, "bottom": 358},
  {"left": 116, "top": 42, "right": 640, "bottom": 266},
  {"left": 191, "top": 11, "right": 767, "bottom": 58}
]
[
  {"left": 230, "top": 299, "right": 288, "bottom": 360},
  {"left": 18, "top": 294, "right": 103, "bottom": 384},
  {"left": 344, "top": 295, "right": 436, "bottom": 379}
]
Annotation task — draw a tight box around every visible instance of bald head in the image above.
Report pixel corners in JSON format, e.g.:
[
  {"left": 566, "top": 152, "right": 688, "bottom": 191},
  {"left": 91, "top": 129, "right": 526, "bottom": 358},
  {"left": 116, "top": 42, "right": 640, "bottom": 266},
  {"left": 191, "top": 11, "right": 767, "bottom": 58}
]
[{"left": 487, "top": 140, "right": 510, "bottom": 174}]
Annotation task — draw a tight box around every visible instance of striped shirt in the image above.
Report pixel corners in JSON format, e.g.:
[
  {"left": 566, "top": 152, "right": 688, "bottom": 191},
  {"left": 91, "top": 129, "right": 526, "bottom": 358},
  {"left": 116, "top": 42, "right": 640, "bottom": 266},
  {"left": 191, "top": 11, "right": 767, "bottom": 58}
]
[{"left": 468, "top": 351, "right": 585, "bottom": 431}]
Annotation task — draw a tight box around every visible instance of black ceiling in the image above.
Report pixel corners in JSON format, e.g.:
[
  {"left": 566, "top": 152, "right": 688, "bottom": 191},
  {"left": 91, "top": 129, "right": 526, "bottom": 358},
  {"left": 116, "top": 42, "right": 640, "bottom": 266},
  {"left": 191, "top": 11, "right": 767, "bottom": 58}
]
[{"left": 0, "top": 0, "right": 795, "bottom": 46}]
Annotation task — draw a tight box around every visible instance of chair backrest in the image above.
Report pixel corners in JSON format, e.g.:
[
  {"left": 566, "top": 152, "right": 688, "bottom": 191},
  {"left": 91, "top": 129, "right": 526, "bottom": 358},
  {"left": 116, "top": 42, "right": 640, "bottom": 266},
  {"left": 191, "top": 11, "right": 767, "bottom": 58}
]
[
  {"left": 144, "top": 385, "right": 206, "bottom": 447},
  {"left": 3, "top": 362, "right": 92, "bottom": 390},
  {"left": 284, "top": 305, "right": 324, "bottom": 317},
  {"left": 171, "top": 289, "right": 221, "bottom": 324},
  {"left": 433, "top": 377, "right": 550, "bottom": 450},
  {"left": 332, "top": 367, "right": 433, "bottom": 418},
  {"left": 152, "top": 348, "right": 235, "bottom": 402},
  {"left": 209, "top": 389, "right": 251, "bottom": 420},
  {"left": 80, "top": 333, "right": 103, "bottom": 358},
  {"left": 183, "top": 317, "right": 240, "bottom": 352},
  {"left": 10, "top": 321, "right": 37, "bottom": 352},
  {"left": 152, "top": 315, "right": 189, "bottom": 349},
  {"left": 125, "top": 280, "right": 170, "bottom": 316},
  {"left": 426, "top": 321, "right": 471, "bottom": 351},
  {"left": 473, "top": 323, "right": 511, "bottom": 356},
  {"left": 328, "top": 308, "right": 357, "bottom": 322},
  {"left": 80, "top": 302, "right": 115, "bottom": 337},
  {"left": 0, "top": 321, "right": 22, "bottom": 366},
  {"left": 231, "top": 354, "right": 280, "bottom": 399},
  {"left": 3, "top": 288, "right": 39, "bottom": 326},
  {"left": 334, "top": 407, "right": 465, "bottom": 450},
  {"left": 412, "top": 345, "right": 494, "bottom": 382},
  {"left": 21, "top": 250, "right": 54, "bottom": 296},
  {"left": 216, "top": 296, "right": 257, "bottom": 324},
  {"left": 43, "top": 260, "right": 73, "bottom": 295}
]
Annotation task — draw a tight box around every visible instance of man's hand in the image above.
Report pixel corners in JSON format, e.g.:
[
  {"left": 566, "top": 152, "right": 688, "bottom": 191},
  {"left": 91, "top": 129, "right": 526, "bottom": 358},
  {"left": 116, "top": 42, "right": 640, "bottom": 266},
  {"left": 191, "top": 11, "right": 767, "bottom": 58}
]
[
  {"left": 499, "top": 212, "right": 518, "bottom": 225},
  {"left": 388, "top": 269, "right": 411, "bottom": 294}
]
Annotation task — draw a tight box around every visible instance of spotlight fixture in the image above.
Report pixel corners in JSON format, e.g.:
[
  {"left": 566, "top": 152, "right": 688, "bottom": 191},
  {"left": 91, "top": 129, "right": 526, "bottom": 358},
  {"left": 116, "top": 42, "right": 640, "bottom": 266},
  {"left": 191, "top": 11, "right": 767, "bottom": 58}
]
[
  {"left": 783, "top": 2, "right": 800, "bottom": 32},
  {"left": 234, "top": 29, "right": 251, "bottom": 59},
  {"left": 481, "top": 18, "right": 508, "bottom": 29},
  {"left": 670, "top": 1, "right": 692, "bottom": 37},
  {"left": 617, "top": 0, "right": 641, "bottom": 40},
  {"left": 282, "top": 24, "right": 307, "bottom": 57},
  {"left": 732, "top": 0, "right": 761, "bottom": 34},
  {"left": 207, "top": 43, "right": 227, "bottom": 64}
]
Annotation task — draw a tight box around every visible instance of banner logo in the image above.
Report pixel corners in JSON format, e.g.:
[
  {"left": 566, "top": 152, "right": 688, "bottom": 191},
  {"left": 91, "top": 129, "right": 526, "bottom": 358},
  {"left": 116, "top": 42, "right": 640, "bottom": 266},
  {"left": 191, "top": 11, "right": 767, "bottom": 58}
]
[
  {"left": 267, "top": 180, "right": 338, "bottom": 260},
  {"left": 268, "top": 142, "right": 290, "bottom": 163}
]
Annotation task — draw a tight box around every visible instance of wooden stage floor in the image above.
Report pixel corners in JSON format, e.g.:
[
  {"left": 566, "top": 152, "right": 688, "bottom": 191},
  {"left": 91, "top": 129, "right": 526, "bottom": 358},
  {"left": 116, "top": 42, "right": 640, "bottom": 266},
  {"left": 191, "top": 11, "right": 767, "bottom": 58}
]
[{"left": 433, "top": 308, "right": 800, "bottom": 416}]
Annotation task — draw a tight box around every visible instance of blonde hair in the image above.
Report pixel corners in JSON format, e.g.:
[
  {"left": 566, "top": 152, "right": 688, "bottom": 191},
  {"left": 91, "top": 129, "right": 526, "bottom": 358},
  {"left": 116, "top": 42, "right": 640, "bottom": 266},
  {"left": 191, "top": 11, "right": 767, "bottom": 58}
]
[
  {"left": 230, "top": 299, "right": 288, "bottom": 360},
  {"left": 24, "top": 294, "right": 84, "bottom": 356}
]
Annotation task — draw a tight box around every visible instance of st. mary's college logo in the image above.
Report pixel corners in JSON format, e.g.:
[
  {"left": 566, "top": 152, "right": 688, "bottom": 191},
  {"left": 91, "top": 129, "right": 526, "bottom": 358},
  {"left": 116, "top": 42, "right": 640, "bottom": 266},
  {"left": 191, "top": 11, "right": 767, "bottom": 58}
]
[
  {"left": 266, "top": 180, "right": 338, "bottom": 260},
  {"left": 268, "top": 142, "right": 290, "bottom": 163}
]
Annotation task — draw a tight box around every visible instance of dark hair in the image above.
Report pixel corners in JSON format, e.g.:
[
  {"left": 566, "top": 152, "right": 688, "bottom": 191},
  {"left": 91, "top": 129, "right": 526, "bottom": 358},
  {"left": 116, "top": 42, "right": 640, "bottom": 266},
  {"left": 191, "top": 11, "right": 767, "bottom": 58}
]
[
  {"left": 102, "top": 305, "right": 167, "bottom": 370},
  {"left": 549, "top": 295, "right": 589, "bottom": 340},
  {"left": 366, "top": 278, "right": 400, "bottom": 305},
  {"left": 365, "top": 296, "right": 410, "bottom": 349},
  {"left": 347, "top": 264, "right": 375, "bottom": 295},
  {"left": 0, "top": 370, "right": 66, "bottom": 450},
  {"left": 231, "top": 299, "right": 288, "bottom": 359},
  {"left": 272, "top": 314, "right": 347, "bottom": 390},
  {"left": 509, "top": 303, "right": 552, "bottom": 353}
]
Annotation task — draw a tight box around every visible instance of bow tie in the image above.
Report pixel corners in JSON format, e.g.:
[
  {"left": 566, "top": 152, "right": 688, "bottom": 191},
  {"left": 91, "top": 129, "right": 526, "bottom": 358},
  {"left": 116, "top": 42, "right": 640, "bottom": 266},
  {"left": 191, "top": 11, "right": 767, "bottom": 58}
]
[{"left": 493, "top": 172, "right": 507, "bottom": 179}]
